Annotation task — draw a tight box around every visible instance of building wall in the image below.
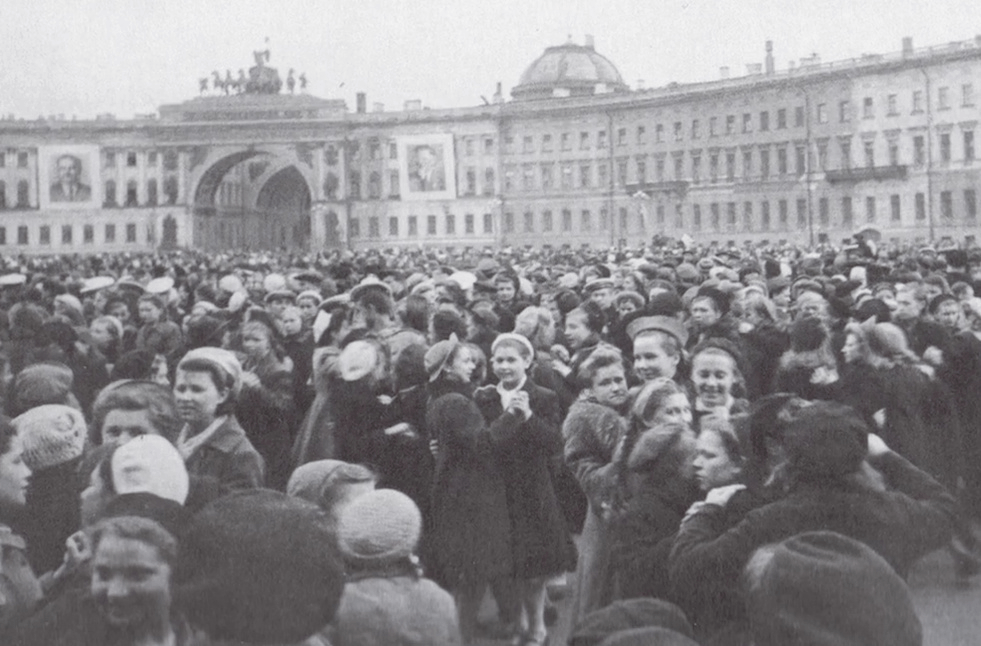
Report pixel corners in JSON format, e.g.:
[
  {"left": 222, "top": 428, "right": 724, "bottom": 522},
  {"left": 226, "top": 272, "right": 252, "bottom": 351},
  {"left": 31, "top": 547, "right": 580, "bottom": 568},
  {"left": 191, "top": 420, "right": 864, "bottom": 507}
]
[{"left": 1, "top": 38, "right": 979, "bottom": 254}]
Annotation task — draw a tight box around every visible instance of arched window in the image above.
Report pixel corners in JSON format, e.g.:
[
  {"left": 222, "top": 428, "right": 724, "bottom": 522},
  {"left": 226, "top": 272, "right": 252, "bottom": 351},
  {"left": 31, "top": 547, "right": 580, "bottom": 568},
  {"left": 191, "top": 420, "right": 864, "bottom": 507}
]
[{"left": 104, "top": 180, "right": 117, "bottom": 207}]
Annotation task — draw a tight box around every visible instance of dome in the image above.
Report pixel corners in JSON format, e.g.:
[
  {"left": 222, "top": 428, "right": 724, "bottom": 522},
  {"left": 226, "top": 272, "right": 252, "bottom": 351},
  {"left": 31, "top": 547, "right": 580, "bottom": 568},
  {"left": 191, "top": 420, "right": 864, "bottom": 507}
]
[{"left": 512, "top": 40, "right": 628, "bottom": 101}]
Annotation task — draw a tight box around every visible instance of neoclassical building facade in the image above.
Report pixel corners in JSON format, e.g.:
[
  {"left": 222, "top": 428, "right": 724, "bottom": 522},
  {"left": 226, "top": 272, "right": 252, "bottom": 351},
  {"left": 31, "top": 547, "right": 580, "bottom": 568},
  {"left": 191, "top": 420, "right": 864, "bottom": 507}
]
[{"left": 1, "top": 35, "right": 979, "bottom": 253}]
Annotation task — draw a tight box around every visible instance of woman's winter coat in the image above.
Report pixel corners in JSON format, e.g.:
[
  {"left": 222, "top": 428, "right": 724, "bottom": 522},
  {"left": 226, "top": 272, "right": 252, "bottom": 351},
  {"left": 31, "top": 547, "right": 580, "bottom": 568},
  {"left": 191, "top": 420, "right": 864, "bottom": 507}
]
[
  {"left": 474, "top": 381, "right": 576, "bottom": 579},
  {"left": 425, "top": 378, "right": 513, "bottom": 588}
]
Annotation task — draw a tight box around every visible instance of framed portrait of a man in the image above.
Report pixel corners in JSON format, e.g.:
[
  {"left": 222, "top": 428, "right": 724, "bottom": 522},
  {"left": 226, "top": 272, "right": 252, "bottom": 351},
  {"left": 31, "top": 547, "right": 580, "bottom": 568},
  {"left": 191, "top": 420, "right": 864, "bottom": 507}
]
[
  {"left": 38, "top": 145, "right": 100, "bottom": 209},
  {"left": 397, "top": 134, "right": 456, "bottom": 201}
]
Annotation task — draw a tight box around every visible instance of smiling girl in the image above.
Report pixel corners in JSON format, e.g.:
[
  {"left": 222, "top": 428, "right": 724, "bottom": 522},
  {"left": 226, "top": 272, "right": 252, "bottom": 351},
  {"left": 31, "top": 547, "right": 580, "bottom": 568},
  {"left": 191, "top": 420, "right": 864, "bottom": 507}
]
[
  {"left": 476, "top": 334, "right": 572, "bottom": 646},
  {"left": 689, "top": 339, "right": 749, "bottom": 431}
]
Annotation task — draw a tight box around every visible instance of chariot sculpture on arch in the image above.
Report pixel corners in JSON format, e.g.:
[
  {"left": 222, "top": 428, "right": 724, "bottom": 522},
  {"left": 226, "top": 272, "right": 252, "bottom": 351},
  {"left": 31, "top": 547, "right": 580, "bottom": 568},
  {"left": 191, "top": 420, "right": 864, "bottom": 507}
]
[{"left": 201, "top": 43, "right": 308, "bottom": 95}]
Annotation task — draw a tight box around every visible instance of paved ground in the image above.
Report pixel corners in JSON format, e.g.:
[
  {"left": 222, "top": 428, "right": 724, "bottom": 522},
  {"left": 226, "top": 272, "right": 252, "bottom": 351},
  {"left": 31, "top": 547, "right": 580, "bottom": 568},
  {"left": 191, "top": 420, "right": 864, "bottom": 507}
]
[{"left": 474, "top": 548, "right": 981, "bottom": 645}]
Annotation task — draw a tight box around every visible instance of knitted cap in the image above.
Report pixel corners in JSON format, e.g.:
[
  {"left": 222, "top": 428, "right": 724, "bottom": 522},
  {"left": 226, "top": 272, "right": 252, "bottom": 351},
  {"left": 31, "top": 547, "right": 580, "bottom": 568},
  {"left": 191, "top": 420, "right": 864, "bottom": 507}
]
[
  {"left": 111, "top": 435, "right": 190, "bottom": 505},
  {"left": 13, "top": 404, "right": 86, "bottom": 471},
  {"left": 747, "top": 531, "right": 921, "bottom": 646},
  {"left": 176, "top": 490, "right": 345, "bottom": 643},
  {"left": 178, "top": 347, "right": 243, "bottom": 397},
  {"left": 337, "top": 489, "right": 422, "bottom": 569}
]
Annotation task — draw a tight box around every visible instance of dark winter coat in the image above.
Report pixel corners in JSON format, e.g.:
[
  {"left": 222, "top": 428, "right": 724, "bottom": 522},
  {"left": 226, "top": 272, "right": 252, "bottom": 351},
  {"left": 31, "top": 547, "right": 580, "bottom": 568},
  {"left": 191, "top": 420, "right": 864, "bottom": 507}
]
[
  {"left": 563, "top": 397, "right": 629, "bottom": 624},
  {"left": 426, "top": 378, "right": 513, "bottom": 588},
  {"left": 669, "top": 451, "right": 956, "bottom": 635},
  {"left": 21, "top": 458, "right": 82, "bottom": 575},
  {"left": 939, "top": 332, "right": 981, "bottom": 514},
  {"left": 134, "top": 319, "right": 184, "bottom": 360},
  {"left": 840, "top": 361, "right": 954, "bottom": 477},
  {"left": 282, "top": 328, "right": 315, "bottom": 415},
  {"left": 329, "top": 373, "right": 403, "bottom": 467},
  {"left": 184, "top": 415, "right": 265, "bottom": 491},
  {"left": 611, "top": 476, "right": 701, "bottom": 601},
  {"left": 738, "top": 322, "right": 788, "bottom": 398},
  {"left": 237, "top": 351, "right": 296, "bottom": 490},
  {"left": 474, "top": 381, "right": 576, "bottom": 579}
]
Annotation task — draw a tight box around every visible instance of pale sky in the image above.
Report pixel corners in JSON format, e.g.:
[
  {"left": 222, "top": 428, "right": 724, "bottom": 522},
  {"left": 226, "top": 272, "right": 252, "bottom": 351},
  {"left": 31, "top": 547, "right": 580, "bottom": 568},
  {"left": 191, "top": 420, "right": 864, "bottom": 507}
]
[{"left": 2, "top": 0, "right": 979, "bottom": 119}]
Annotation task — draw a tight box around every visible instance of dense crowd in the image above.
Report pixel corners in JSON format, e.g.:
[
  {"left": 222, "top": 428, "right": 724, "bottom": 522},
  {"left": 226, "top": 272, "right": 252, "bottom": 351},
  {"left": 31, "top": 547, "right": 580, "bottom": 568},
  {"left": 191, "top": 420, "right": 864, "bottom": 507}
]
[{"left": 0, "top": 235, "right": 979, "bottom": 645}]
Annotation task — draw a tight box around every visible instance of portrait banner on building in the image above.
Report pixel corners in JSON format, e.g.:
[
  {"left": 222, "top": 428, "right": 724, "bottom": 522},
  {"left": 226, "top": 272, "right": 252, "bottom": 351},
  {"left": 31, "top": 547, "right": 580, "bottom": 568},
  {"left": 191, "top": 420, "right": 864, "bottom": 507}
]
[
  {"left": 38, "top": 145, "right": 100, "bottom": 209},
  {"left": 397, "top": 134, "right": 456, "bottom": 201}
]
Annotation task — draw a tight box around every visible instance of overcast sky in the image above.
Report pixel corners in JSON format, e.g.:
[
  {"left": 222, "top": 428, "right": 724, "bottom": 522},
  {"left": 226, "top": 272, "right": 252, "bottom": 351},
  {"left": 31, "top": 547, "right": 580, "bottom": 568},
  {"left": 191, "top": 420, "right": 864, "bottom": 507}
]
[{"left": 2, "top": 0, "right": 979, "bottom": 119}]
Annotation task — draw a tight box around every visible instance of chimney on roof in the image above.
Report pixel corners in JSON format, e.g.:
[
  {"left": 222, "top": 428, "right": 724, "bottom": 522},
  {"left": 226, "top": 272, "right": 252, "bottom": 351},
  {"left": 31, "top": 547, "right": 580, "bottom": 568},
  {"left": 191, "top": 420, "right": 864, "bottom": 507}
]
[
  {"left": 493, "top": 81, "right": 503, "bottom": 103},
  {"left": 584, "top": 34, "right": 595, "bottom": 50},
  {"left": 902, "top": 36, "right": 914, "bottom": 57},
  {"left": 765, "top": 40, "right": 775, "bottom": 74},
  {"left": 720, "top": 66, "right": 730, "bottom": 79},
  {"left": 356, "top": 92, "right": 366, "bottom": 113}
]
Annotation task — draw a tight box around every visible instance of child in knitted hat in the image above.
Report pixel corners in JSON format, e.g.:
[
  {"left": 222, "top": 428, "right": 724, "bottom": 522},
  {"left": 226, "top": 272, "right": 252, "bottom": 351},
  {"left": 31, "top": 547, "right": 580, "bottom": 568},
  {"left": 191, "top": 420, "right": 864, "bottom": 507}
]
[
  {"left": 327, "top": 488, "right": 461, "bottom": 645},
  {"left": 14, "top": 405, "right": 87, "bottom": 574}
]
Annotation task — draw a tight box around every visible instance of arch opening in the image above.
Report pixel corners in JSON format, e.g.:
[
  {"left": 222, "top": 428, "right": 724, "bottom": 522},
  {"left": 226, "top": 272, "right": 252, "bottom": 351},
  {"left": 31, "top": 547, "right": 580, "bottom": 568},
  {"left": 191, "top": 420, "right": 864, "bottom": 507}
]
[{"left": 192, "top": 151, "right": 313, "bottom": 250}]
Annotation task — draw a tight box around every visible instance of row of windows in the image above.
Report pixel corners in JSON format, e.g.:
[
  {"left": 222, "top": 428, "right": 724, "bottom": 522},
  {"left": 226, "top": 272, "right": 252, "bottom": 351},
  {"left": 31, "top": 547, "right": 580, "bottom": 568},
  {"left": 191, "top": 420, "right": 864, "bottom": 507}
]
[
  {"left": 498, "top": 208, "right": 647, "bottom": 236},
  {"left": 0, "top": 152, "right": 30, "bottom": 169},
  {"left": 347, "top": 213, "right": 495, "bottom": 238},
  {"left": 102, "top": 179, "right": 179, "bottom": 207},
  {"left": 498, "top": 128, "right": 978, "bottom": 191},
  {"left": 683, "top": 191, "right": 977, "bottom": 232},
  {"left": 0, "top": 222, "right": 147, "bottom": 246},
  {"left": 843, "top": 83, "right": 975, "bottom": 122},
  {"left": 472, "top": 191, "right": 979, "bottom": 237},
  {"left": 103, "top": 150, "right": 178, "bottom": 171},
  {"left": 343, "top": 167, "right": 497, "bottom": 200},
  {"left": 340, "top": 137, "right": 498, "bottom": 165},
  {"left": 505, "top": 106, "right": 809, "bottom": 156},
  {"left": 0, "top": 178, "right": 180, "bottom": 209}
]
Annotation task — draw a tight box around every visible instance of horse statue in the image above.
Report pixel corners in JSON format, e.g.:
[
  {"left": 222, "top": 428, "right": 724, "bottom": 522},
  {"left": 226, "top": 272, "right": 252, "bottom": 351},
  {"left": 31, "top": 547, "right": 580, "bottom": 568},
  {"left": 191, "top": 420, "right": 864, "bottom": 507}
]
[
  {"left": 199, "top": 77, "right": 209, "bottom": 95},
  {"left": 212, "top": 71, "right": 224, "bottom": 93},
  {"left": 299, "top": 73, "right": 308, "bottom": 91},
  {"left": 286, "top": 69, "right": 296, "bottom": 94},
  {"left": 253, "top": 48, "right": 271, "bottom": 68},
  {"left": 223, "top": 69, "right": 235, "bottom": 95},
  {"left": 237, "top": 69, "right": 248, "bottom": 94}
]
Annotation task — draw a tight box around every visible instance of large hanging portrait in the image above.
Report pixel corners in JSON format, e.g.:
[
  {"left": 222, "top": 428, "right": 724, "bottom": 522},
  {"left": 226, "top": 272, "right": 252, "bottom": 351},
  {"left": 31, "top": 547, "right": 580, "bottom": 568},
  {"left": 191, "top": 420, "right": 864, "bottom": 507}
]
[
  {"left": 38, "top": 145, "right": 100, "bottom": 209},
  {"left": 397, "top": 134, "right": 456, "bottom": 201}
]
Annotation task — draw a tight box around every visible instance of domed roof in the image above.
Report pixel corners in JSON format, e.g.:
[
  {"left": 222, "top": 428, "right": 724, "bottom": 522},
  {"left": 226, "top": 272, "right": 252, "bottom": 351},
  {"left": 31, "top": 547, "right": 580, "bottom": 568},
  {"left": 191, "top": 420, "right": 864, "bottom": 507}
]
[{"left": 512, "top": 40, "right": 628, "bottom": 101}]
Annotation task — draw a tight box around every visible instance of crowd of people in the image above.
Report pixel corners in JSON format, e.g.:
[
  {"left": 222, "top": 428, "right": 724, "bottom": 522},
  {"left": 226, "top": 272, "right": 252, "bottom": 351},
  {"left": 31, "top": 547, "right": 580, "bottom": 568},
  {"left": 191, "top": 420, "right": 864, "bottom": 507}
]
[{"left": 0, "top": 236, "right": 979, "bottom": 645}]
